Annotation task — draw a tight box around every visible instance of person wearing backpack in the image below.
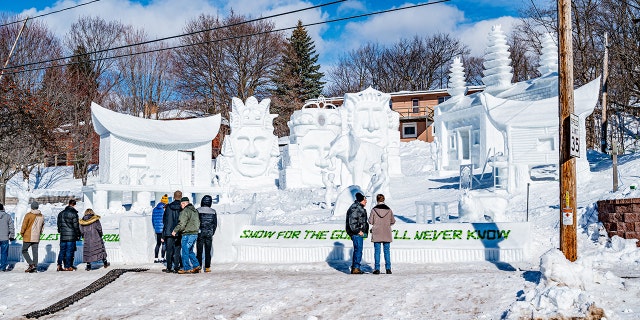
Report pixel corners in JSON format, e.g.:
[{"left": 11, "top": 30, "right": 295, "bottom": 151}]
[{"left": 196, "top": 195, "right": 217, "bottom": 273}]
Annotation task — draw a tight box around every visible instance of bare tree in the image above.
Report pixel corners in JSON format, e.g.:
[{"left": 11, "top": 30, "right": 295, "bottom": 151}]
[
  {"left": 325, "top": 33, "right": 468, "bottom": 95},
  {"left": 113, "top": 28, "right": 174, "bottom": 118},
  {"left": 172, "top": 12, "right": 284, "bottom": 122}
]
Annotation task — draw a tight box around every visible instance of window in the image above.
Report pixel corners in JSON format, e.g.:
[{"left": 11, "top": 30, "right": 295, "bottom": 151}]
[
  {"left": 412, "top": 99, "right": 420, "bottom": 113},
  {"left": 389, "top": 100, "right": 393, "bottom": 109},
  {"left": 438, "top": 96, "right": 450, "bottom": 104},
  {"left": 402, "top": 123, "right": 417, "bottom": 138}
]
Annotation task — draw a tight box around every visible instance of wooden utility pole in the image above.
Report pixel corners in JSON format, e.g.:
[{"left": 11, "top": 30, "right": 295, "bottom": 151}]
[
  {"left": 558, "top": 0, "right": 577, "bottom": 261},
  {"left": 0, "top": 18, "right": 29, "bottom": 83},
  {"left": 601, "top": 33, "right": 609, "bottom": 153}
]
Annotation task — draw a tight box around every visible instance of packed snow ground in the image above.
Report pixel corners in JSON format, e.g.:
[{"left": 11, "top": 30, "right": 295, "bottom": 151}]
[{"left": 1, "top": 140, "right": 639, "bottom": 319}]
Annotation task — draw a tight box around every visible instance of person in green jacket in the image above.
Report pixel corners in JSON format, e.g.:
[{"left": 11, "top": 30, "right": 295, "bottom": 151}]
[{"left": 172, "top": 197, "right": 200, "bottom": 274}]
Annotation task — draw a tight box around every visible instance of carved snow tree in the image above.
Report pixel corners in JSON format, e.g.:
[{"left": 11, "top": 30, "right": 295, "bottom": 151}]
[{"left": 271, "top": 20, "right": 325, "bottom": 137}]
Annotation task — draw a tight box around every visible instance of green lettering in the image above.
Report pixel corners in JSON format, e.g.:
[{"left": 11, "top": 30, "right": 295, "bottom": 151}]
[
  {"left": 499, "top": 230, "right": 511, "bottom": 239},
  {"left": 442, "top": 230, "right": 452, "bottom": 240},
  {"left": 453, "top": 230, "right": 462, "bottom": 239},
  {"left": 240, "top": 230, "right": 251, "bottom": 238},
  {"left": 467, "top": 230, "right": 478, "bottom": 240}
]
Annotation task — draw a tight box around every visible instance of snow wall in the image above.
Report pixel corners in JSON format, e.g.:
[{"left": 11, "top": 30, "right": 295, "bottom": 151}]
[{"left": 7, "top": 214, "right": 531, "bottom": 264}]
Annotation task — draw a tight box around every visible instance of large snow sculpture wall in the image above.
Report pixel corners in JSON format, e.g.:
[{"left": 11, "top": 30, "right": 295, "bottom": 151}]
[{"left": 216, "top": 97, "right": 279, "bottom": 189}]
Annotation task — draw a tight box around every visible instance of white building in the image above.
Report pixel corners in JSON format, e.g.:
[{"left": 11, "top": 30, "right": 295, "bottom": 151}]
[
  {"left": 434, "top": 28, "right": 600, "bottom": 192},
  {"left": 83, "top": 102, "right": 221, "bottom": 212}
]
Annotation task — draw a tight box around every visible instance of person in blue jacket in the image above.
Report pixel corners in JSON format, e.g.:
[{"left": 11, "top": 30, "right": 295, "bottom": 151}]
[{"left": 152, "top": 194, "right": 168, "bottom": 263}]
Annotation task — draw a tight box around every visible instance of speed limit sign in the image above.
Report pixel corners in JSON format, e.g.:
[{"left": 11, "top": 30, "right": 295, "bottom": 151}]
[{"left": 569, "top": 113, "right": 580, "bottom": 158}]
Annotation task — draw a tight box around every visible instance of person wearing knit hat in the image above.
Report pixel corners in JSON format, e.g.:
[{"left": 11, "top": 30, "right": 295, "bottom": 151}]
[
  {"left": 151, "top": 194, "right": 168, "bottom": 263},
  {"left": 345, "top": 191, "right": 368, "bottom": 274},
  {"left": 30, "top": 201, "right": 39, "bottom": 210}
]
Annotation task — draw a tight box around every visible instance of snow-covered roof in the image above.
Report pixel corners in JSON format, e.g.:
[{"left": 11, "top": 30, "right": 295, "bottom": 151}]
[
  {"left": 91, "top": 102, "right": 221, "bottom": 144},
  {"left": 481, "top": 77, "right": 601, "bottom": 129}
]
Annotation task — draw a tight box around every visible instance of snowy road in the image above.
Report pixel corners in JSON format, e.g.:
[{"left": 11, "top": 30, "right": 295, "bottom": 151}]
[{"left": 1, "top": 261, "right": 538, "bottom": 320}]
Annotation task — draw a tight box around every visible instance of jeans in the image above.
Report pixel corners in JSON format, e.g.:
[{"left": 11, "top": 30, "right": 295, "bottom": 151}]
[
  {"left": 196, "top": 234, "right": 213, "bottom": 268},
  {"left": 154, "top": 233, "right": 165, "bottom": 259},
  {"left": 181, "top": 234, "right": 199, "bottom": 271},
  {"left": 22, "top": 242, "right": 39, "bottom": 266},
  {"left": 0, "top": 240, "right": 8, "bottom": 270},
  {"left": 350, "top": 235, "right": 363, "bottom": 269},
  {"left": 59, "top": 241, "right": 76, "bottom": 269},
  {"left": 373, "top": 242, "right": 391, "bottom": 271},
  {"left": 164, "top": 236, "right": 182, "bottom": 271}
]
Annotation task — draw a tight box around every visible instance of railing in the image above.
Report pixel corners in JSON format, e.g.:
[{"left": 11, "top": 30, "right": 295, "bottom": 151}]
[{"left": 393, "top": 105, "right": 434, "bottom": 121}]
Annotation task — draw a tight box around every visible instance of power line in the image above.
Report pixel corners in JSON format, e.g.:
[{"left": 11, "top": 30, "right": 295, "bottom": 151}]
[
  {"left": 0, "top": 0, "right": 102, "bottom": 28},
  {"left": 3, "top": 0, "right": 346, "bottom": 72},
  {"left": 2, "top": 0, "right": 452, "bottom": 76}
]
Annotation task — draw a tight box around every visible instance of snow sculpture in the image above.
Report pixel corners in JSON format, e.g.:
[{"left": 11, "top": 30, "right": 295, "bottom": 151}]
[
  {"left": 281, "top": 98, "right": 342, "bottom": 188},
  {"left": 85, "top": 102, "right": 221, "bottom": 212},
  {"left": 538, "top": 33, "right": 558, "bottom": 75},
  {"left": 216, "top": 97, "right": 279, "bottom": 189},
  {"left": 447, "top": 56, "right": 467, "bottom": 98},
  {"left": 327, "top": 130, "right": 388, "bottom": 197},
  {"left": 482, "top": 25, "right": 513, "bottom": 94},
  {"left": 340, "top": 87, "right": 402, "bottom": 177},
  {"left": 458, "top": 190, "right": 508, "bottom": 222}
]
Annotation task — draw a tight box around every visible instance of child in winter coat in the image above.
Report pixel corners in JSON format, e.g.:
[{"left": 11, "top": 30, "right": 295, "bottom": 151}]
[{"left": 79, "top": 209, "right": 110, "bottom": 271}]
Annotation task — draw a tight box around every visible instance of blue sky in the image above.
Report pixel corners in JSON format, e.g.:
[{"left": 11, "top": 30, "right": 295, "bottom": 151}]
[{"left": 1, "top": 0, "right": 528, "bottom": 63}]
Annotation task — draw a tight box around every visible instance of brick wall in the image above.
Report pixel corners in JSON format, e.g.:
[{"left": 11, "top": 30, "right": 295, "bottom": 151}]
[{"left": 597, "top": 198, "right": 640, "bottom": 247}]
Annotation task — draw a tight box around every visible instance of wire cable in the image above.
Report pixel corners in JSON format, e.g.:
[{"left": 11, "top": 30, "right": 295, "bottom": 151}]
[
  {"left": 2, "top": 0, "right": 452, "bottom": 76},
  {"left": 0, "top": 0, "right": 102, "bottom": 28},
  {"left": 2, "top": 0, "right": 346, "bottom": 71}
]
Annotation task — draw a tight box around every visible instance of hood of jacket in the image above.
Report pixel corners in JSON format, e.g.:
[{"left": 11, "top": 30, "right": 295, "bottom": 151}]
[
  {"left": 79, "top": 214, "right": 100, "bottom": 226},
  {"left": 373, "top": 203, "right": 391, "bottom": 218}
]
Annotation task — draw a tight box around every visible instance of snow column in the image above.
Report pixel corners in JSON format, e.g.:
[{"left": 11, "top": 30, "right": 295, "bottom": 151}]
[
  {"left": 538, "top": 33, "right": 558, "bottom": 76},
  {"left": 482, "top": 25, "right": 513, "bottom": 95},
  {"left": 447, "top": 56, "right": 467, "bottom": 98}
]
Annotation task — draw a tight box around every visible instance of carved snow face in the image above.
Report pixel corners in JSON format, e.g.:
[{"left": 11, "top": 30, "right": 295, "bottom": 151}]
[
  {"left": 231, "top": 126, "right": 274, "bottom": 178},
  {"left": 352, "top": 101, "right": 389, "bottom": 147}
]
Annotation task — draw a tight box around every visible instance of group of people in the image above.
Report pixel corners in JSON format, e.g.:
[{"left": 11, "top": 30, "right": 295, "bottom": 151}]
[
  {"left": 0, "top": 199, "right": 110, "bottom": 272},
  {"left": 346, "top": 192, "right": 396, "bottom": 275},
  {"left": 153, "top": 190, "right": 218, "bottom": 274},
  {"left": 1, "top": 190, "right": 387, "bottom": 275}
]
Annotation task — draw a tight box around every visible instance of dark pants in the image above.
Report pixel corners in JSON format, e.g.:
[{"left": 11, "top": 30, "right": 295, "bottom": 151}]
[
  {"left": 0, "top": 240, "right": 8, "bottom": 270},
  {"left": 164, "top": 236, "right": 181, "bottom": 271},
  {"left": 196, "top": 234, "right": 213, "bottom": 268},
  {"left": 350, "top": 235, "right": 363, "bottom": 270},
  {"left": 154, "top": 233, "right": 165, "bottom": 259},
  {"left": 22, "top": 242, "right": 39, "bottom": 266},
  {"left": 58, "top": 241, "right": 76, "bottom": 269}
]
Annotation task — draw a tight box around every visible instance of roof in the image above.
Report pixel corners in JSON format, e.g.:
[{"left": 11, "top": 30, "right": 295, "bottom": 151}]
[
  {"left": 91, "top": 102, "right": 221, "bottom": 144},
  {"left": 481, "top": 77, "right": 601, "bottom": 129}
]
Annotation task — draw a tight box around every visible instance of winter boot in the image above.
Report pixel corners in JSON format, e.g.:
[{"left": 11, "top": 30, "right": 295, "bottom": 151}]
[
  {"left": 372, "top": 270, "right": 380, "bottom": 275},
  {"left": 86, "top": 263, "right": 91, "bottom": 271},
  {"left": 25, "top": 264, "right": 36, "bottom": 273},
  {"left": 386, "top": 269, "right": 392, "bottom": 274},
  {"left": 56, "top": 264, "right": 63, "bottom": 272},
  {"left": 350, "top": 268, "right": 363, "bottom": 274},
  {"left": 103, "top": 259, "right": 110, "bottom": 268}
]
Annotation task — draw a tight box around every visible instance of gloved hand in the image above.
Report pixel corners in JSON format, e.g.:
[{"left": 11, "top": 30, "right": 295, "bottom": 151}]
[{"left": 9, "top": 238, "right": 15, "bottom": 242}]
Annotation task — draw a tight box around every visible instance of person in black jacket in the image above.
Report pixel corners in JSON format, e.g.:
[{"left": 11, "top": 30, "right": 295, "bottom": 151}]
[
  {"left": 196, "top": 195, "right": 217, "bottom": 273},
  {"left": 345, "top": 192, "right": 368, "bottom": 275},
  {"left": 162, "top": 190, "right": 183, "bottom": 273},
  {"left": 57, "top": 199, "right": 81, "bottom": 271}
]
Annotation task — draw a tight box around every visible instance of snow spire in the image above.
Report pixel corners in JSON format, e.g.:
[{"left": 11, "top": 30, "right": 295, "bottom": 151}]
[
  {"left": 447, "top": 56, "right": 467, "bottom": 98},
  {"left": 482, "top": 25, "right": 513, "bottom": 93},
  {"left": 537, "top": 33, "right": 558, "bottom": 75}
]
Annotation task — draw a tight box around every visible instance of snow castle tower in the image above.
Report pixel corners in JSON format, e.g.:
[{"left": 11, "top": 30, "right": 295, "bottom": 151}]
[
  {"left": 538, "top": 33, "right": 558, "bottom": 76},
  {"left": 447, "top": 56, "right": 467, "bottom": 99},
  {"left": 482, "top": 25, "right": 513, "bottom": 95}
]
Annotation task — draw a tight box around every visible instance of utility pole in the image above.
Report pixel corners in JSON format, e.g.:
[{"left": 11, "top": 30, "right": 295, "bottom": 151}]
[
  {"left": 601, "top": 33, "right": 609, "bottom": 153},
  {"left": 558, "top": 0, "right": 577, "bottom": 261},
  {"left": 0, "top": 17, "right": 29, "bottom": 83}
]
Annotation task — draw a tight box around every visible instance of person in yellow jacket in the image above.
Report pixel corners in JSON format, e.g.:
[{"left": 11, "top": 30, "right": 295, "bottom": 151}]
[{"left": 21, "top": 201, "right": 45, "bottom": 273}]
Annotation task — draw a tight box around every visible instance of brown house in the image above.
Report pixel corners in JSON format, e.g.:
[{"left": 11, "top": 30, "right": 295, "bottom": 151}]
[{"left": 319, "top": 87, "right": 483, "bottom": 143}]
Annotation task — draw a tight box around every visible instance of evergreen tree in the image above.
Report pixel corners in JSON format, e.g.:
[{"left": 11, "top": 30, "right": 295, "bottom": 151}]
[{"left": 271, "top": 20, "right": 324, "bottom": 136}]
